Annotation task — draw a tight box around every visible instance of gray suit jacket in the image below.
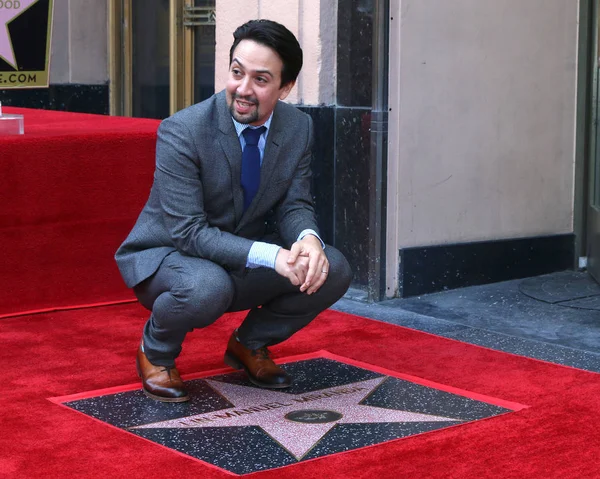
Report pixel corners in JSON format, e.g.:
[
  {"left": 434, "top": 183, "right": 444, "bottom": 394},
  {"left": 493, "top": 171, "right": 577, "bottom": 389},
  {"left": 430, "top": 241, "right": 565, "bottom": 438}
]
[{"left": 115, "top": 90, "right": 319, "bottom": 288}]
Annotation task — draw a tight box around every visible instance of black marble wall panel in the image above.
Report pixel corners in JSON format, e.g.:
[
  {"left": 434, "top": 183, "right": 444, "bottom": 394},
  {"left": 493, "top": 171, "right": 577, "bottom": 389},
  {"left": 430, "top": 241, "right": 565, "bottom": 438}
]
[
  {"left": 334, "top": 107, "right": 372, "bottom": 286},
  {"left": 337, "top": 0, "right": 373, "bottom": 107},
  {"left": 0, "top": 84, "right": 109, "bottom": 114},
  {"left": 399, "top": 234, "right": 576, "bottom": 297},
  {"left": 336, "top": 0, "right": 375, "bottom": 288},
  {"left": 297, "top": 106, "right": 335, "bottom": 245}
]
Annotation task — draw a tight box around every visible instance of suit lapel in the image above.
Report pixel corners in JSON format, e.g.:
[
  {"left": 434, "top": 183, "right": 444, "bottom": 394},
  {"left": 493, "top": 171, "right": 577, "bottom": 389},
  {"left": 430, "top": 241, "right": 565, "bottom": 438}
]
[{"left": 216, "top": 92, "right": 244, "bottom": 225}]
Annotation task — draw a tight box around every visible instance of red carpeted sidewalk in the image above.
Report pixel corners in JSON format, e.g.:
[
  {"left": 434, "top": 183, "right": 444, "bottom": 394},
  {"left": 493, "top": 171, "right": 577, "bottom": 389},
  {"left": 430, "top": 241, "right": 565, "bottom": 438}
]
[
  {"left": 1, "top": 108, "right": 598, "bottom": 477},
  {"left": 0, "top": 304, "right": 599, "bottom": 478},
  {"left": 0, "top": 108, "right": 159, "bottom": 317}
]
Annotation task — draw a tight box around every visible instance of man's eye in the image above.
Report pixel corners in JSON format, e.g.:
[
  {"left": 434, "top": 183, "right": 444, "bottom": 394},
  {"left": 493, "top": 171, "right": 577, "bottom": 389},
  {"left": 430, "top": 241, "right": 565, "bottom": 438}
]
[{"left": 257, "top": 77, "right": 267, "bottom": 83}]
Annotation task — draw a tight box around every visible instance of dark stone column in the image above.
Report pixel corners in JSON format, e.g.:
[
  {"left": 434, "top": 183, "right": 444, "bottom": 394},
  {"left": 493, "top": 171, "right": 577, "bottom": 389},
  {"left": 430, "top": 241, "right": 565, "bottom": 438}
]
[{"left": 335, "top": 0, "right": 374, "bottom": 291}]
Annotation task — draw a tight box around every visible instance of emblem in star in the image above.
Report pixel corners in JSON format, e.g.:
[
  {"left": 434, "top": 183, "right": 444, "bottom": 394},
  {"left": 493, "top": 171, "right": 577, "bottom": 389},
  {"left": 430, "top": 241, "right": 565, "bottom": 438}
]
[
  {"left": 0, "top": 0, "right": 37, "bottom": 69},
  {"left": 131, "top": 377, "right": 460, "bottom": 460}
]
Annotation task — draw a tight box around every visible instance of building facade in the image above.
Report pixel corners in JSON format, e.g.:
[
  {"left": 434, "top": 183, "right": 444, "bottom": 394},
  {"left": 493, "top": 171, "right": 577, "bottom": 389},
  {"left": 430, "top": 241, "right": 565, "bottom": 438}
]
[{"left": 2, "top": 0, "right": 598, "bottom": 301}]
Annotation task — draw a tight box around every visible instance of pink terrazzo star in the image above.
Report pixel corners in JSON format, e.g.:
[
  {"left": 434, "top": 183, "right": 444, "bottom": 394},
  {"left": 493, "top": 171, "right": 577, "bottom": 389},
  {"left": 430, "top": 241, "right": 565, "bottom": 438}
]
[
  {"left": 132, "top": 377, "right": 459, "bottom": 460},
  {"left": 0, "top": 0, "right": 37, "bottom": 69}
]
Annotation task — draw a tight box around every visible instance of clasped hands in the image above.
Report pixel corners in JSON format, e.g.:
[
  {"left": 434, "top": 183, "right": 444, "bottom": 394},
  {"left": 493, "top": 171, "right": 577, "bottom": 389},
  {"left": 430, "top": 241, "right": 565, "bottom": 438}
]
[{"left": 275, "top": 234, "right": 329, "bottom": 295}]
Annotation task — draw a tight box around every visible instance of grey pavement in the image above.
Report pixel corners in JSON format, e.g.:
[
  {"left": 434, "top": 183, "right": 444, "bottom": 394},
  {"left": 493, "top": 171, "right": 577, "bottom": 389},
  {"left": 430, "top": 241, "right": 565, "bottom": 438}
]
[{"left": 333, "top": 271, "right": 600, "bottom": 373}]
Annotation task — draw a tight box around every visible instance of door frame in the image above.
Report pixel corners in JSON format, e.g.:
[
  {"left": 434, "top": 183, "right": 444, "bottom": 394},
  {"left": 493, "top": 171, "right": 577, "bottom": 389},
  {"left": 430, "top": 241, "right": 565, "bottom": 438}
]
[
  {"left": 575, "top": 0, "right": 594, "bottom": 268},
  {"left": 385, "top": 0, "right": 401, "bottom": 299},
  {"left": 108, "top": 0, "right": 203, "bottom": 117},
  {"left": 587, "top": 0, "right": 600, "bottom": 280}
]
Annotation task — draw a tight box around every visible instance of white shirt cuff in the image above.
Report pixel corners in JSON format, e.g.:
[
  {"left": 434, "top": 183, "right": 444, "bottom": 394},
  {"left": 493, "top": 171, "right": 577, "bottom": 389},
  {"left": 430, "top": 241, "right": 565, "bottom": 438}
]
[
  {"left": 246, "top": 242, "right": 281, "bottom": 269},
  {"left": 297, "top": 229, "right": 325, "bottom": 249}
]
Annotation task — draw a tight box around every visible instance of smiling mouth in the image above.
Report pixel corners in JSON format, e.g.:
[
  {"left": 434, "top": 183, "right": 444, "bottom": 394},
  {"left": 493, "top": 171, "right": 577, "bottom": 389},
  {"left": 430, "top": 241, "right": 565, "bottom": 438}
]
[
  {"left": 233, "top": 93, "right": 258, "bottom": 109},
  {"left": 235, "top": 99, "right": 256, "bottom": 111}
]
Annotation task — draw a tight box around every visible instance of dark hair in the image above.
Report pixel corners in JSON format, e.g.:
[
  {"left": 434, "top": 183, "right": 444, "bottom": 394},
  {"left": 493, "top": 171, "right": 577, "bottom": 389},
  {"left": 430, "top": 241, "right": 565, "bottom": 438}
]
[{"left": 229, "top": 19, "right": 303, "bottom": 87}]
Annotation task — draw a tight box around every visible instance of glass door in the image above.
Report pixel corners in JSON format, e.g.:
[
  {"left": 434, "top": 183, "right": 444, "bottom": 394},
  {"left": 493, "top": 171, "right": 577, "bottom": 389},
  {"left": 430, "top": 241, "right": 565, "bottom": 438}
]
[
  {"left": 187, "top": 1, "right": 216, "bottom": 105},
  {"left": 109, "top": 0, "right": 215, "bottom": 119},
  {"left": 131, "top": 0, "right": 170, "bottom": 118}
]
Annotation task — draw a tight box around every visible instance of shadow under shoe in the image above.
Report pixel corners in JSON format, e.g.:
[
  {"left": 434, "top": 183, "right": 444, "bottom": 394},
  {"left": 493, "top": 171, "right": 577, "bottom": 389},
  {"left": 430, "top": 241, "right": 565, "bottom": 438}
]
[
  {"left": 224, "top": 331, "right": 292, "bottom": 389},
  {"left": 136, "top": 343, "right": 190, "bottom": 402}
]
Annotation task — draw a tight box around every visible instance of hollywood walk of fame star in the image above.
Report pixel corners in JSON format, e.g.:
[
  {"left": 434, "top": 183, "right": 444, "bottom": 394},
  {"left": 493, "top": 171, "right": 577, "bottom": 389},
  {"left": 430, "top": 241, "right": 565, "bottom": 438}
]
[
  {"left": 131, "top": 377, "right": 461, "bottom": 460},
  {"left": 0, "top": 0, "right": 38, "bottom": 69}
]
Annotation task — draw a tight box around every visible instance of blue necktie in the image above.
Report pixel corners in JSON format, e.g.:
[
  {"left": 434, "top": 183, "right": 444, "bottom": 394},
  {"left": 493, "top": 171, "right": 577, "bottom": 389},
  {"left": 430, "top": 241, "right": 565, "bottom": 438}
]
[{"left": 241, "top": 126, "right": 266, "bottom": 212}]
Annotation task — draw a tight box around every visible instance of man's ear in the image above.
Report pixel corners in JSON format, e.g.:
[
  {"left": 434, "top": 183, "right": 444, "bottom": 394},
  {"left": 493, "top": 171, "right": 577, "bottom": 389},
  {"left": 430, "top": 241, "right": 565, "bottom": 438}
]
[{"left": 279, "top": 81, "right": 296, "bottom": 100}]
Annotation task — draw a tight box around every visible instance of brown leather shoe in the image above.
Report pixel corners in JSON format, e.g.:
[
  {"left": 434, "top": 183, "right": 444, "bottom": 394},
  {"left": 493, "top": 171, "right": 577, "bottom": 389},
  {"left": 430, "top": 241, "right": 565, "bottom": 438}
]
[
  {"left": 224, "top": 331, "right": 292, "bottom": 389},
  {"left": 136, "top": 343, "right": 190, "bottom": 402}
]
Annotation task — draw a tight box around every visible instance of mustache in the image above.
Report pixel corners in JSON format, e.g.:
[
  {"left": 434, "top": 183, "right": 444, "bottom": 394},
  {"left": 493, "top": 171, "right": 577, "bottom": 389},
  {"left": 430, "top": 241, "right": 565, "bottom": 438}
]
[{"left": 232, "top": 94, "right": 258, "bottom": 104}]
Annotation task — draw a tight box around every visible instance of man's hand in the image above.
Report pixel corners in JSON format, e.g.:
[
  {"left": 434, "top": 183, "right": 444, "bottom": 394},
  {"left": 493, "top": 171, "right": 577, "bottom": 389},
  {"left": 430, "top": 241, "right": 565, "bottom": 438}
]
[
  {"left": 287, "top": 235, "right": 329, "bottom": 294},
  {"left": 275, "top": 248, "right": 309, "bottom": 286}
]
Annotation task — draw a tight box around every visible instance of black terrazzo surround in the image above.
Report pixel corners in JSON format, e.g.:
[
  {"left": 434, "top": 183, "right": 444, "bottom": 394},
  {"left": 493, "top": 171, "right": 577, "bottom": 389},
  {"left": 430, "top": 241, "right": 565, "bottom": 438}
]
[{"left": 60, "top": 356, "right": 518, "bottom": 475}]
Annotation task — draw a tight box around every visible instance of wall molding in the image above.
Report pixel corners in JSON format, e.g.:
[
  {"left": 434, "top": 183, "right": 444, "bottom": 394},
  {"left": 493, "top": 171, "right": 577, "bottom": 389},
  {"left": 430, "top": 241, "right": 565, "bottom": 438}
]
[{"left": 399, "top": 234, "right": 576, "bottom": 297}]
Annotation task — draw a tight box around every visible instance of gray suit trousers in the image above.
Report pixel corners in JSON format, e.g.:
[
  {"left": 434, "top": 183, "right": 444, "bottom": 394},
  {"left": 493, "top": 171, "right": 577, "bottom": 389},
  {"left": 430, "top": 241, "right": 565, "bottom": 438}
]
[{"left": 134, "top": 246, "right": 352, "bottom": 367}]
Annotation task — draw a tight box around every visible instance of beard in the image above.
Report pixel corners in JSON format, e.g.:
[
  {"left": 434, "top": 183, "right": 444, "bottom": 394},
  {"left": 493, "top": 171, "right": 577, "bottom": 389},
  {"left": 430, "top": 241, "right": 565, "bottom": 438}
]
[{"left": 228, "top": 93, "right": 260, "bottom": 124}]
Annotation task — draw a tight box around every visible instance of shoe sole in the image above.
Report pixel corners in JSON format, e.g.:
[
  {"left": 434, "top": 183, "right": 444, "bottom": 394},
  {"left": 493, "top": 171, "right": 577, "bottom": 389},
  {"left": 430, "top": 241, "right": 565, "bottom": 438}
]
[
  {"left": 224, "top": 352, "right": 292, "bottom": 389},
  {"left": 142, "top": 388, "right": 190, "bottom": 403},
  {"left": 136, "top": 357, "right": 190, "bottom": 403}
]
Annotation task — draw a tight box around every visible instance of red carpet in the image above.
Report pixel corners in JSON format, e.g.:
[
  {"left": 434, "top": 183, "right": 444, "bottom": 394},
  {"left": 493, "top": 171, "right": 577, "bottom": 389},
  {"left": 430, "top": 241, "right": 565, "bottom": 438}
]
[
  {"left": 0, "top": 304, "right": 598, "bottom": 478},
  {"left": 0, "top": 108, "right": 159, "bottom": 317}
]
